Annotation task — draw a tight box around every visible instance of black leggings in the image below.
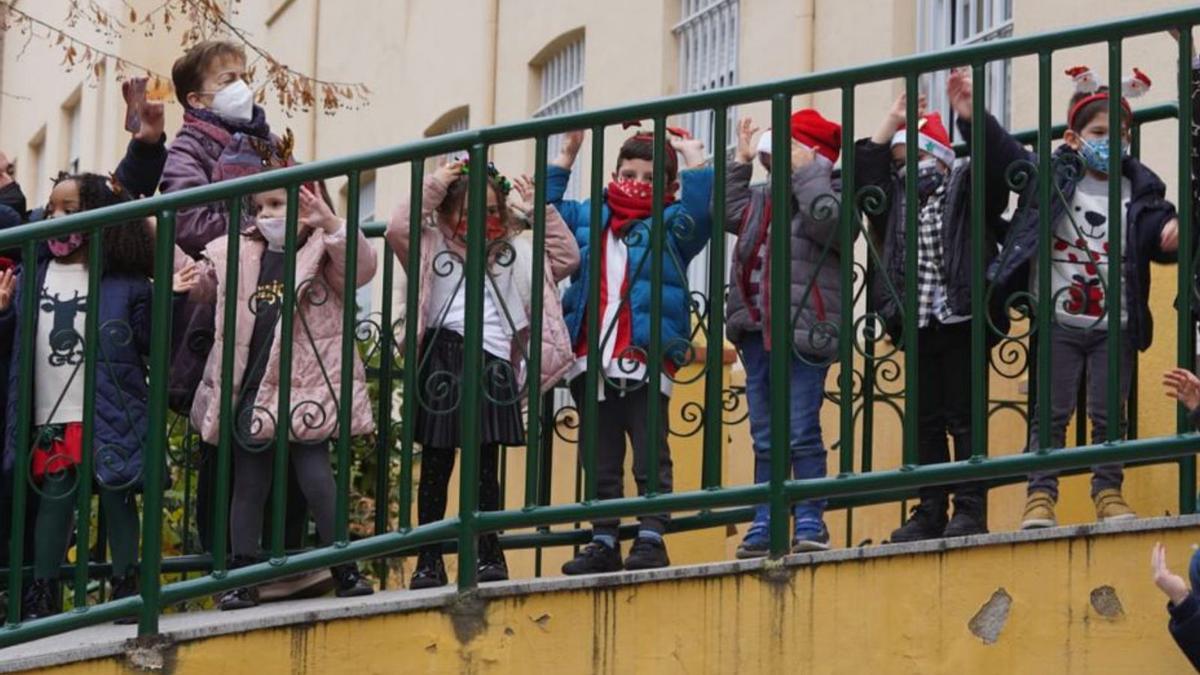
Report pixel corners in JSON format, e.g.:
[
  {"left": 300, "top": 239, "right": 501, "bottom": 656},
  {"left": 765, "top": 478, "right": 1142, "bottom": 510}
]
[
  {"left": 230, "top": 441, "right": 336, "bottom": 558},
  {"left": 417, "top": 444, "right": 502, "bottom": 560}
]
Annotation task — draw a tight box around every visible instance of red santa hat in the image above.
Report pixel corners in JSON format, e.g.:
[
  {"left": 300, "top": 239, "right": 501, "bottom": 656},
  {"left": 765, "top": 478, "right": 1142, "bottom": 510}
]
[
  {"left": 754, "top": 108, "right": 843, "bottom": 163},
  {"left": 890, "top": 112, "right": 955, "bottom": 168},
  {"left": 1065, "top": 65, "right": 1151, "bottom": 128}
]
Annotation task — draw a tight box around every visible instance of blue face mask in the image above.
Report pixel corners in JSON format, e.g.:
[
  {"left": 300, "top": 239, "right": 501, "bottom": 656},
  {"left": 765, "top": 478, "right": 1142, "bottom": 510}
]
[{"left": 1078, "top": 136, "right": 1128, "bottom": 174}]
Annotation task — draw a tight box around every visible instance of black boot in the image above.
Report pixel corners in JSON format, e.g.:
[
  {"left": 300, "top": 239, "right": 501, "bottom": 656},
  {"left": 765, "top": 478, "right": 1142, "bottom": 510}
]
[
  {"left": 410, "top": 549, "right": 448, "bottom": 590},
  {"left": 889, "top": 495, "right": 949, "bottom": 543},
  {"left": 111, "top": 575, "right": 139, "bottom": 625},
  {"left": 944, "top": 487, "right": 988, "bottom": 538},
  {"left": 218, "top": 555, "right": 261, "bottom": 611},
  {"left": 330, "top": 563, "right": 374, "bottom": 598},
  {"left": 21, "top": 579, "right": 57, "bottom": 621},
  {"left": 477, "top": 535, "right": 509, "bottom": 583}
]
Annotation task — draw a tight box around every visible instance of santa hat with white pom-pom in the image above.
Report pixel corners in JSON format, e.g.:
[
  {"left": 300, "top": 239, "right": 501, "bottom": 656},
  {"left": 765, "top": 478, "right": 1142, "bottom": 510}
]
[{"left": 1066, "top": 65, "right": 1152, "bottom": 128}]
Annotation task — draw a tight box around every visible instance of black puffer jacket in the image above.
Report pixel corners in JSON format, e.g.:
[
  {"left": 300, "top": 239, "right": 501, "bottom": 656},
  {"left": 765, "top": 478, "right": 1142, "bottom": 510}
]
[
  {"left": 986, "top": 143, "right": 1177, "bottom": 352},
  {"left": 855, "top": 113, "right": 1014, "bottom": 344}
]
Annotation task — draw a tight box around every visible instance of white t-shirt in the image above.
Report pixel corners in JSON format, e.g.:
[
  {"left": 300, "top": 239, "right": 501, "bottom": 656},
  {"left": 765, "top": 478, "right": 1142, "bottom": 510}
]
[
  {"left": 1034, "top": 174, "right": 1130, "bottom": 329},
  {"left": 426, "top": 243, "right": 512, "bottom": 359},
  {"left": 34, "top": 260, "right": 89, "bottom": 424}
]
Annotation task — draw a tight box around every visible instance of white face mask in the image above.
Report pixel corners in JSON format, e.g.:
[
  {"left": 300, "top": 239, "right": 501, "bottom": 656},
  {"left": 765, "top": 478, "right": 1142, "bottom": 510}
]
[
  {"left": 256, "top": 216, "right": 287, "bottom": 251},
  {"left": 209, "top": 80, "right": 254, "bottom": 123}
]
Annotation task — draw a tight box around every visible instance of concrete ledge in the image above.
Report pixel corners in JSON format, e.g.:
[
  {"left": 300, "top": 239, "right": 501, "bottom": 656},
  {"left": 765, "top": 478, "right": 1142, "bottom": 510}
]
[{"left": 4, "top": 513, "right": 1199, "bottom": 672}]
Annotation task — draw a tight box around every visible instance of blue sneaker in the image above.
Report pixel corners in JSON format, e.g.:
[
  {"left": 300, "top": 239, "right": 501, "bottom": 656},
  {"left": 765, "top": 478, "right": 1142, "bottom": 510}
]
[
  {"left": 791, "top": 521, "right": 831, "bottom": 553},
  {"left": 736, "top": 522, "right": 770, "bottom": 559}
]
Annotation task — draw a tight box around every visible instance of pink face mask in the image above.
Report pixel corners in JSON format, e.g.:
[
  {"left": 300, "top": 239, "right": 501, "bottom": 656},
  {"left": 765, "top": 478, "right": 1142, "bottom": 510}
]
[{"left": 47, "top": 233, "right": 85, "bottom": 258}]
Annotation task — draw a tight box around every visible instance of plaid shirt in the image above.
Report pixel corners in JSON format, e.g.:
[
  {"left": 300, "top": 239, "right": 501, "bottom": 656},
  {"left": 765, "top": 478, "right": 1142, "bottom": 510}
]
[{"left": 915, "top": 182, "right": 954, "bottom": 328}]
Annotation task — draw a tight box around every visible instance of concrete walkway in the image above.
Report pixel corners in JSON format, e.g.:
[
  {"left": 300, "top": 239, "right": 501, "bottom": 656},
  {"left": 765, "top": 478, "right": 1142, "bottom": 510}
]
[{"left": 3, "top": 514, "right": 1198, "bottom": 672}]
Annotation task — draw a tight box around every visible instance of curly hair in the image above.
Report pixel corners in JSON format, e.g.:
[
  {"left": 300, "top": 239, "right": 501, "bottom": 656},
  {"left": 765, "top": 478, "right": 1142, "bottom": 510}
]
[{"left": 52, "top": 172, "right": 156, "bottom": 277}]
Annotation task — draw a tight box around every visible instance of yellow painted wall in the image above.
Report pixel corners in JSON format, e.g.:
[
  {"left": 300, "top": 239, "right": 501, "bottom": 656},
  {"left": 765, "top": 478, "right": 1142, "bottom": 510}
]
[{"left": 32, "top": 524, "right": 1200, "bottom": 674}]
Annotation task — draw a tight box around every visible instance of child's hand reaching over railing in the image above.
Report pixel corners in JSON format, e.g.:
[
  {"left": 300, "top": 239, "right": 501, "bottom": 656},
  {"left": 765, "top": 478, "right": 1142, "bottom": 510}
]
[
  {"left": 173, "top": 259, "right": 200, "bottom": 295},
  {"left": 1163, "top": 367, "right": 1200, "bottom": 412},
  {"left": 0, "top": 267, "right": 15, "bottom": 311},
  {"left": 1153, "top": 542, "right": 1191, "bottom": 606}
]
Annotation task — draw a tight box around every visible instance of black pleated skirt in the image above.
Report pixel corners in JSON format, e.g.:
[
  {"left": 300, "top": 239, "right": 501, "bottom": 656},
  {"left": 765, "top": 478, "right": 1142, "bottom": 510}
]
[{"left": 413, "top": 329, "right": 526, "bottom": 449}]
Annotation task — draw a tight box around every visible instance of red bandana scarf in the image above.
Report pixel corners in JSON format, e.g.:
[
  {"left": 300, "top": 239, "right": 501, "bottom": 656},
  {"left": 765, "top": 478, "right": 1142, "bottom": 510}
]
[{"left": 605, "top": 180, "right": 676, "bottom": 235}]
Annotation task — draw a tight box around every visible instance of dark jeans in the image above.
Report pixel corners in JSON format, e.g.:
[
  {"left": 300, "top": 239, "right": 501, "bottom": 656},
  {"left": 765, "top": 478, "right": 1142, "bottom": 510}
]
[
  {"left": 570, "top": 378, "right": 674, "bottom": 540},
  {"left": 1026, "top": 325, "right": 1133, "bottom": 500},
  {"left": 914, "top": 320, "right": 985, "bottom": 505},
  {"left": 738, "top": 332, "right": 830, "bottom": 532}
]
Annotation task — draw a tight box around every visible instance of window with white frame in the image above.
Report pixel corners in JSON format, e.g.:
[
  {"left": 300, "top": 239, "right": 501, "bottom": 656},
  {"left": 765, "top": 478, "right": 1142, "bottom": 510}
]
[
  {"left": 675, "top": 0, "right": 738, "bottom": 152},
  {"left": 425, "top": 110, "right": 470, "bottom": 174},
  {"left": 918, "top": 0, "right": 1013, "bottom": 141},
  {"left": 534, "top": 36, "right": 585, "bottom": 199},
  {"left": 674, "top": 0, "right": 739, "bottom": 300},
  {"left": 65, "top": 99, "right": 81, "bottom": 175}
]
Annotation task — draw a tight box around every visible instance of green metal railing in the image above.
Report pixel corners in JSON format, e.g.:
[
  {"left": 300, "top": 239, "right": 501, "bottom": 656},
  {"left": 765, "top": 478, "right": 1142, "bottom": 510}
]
[{"left": 0, "top": 6, "right": 1198, "bottom": 648}]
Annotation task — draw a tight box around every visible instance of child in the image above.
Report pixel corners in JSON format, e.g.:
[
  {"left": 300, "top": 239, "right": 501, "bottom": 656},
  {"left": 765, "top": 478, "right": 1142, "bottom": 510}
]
[
  {"left": 385, "top": 161, "right": 579, "bottom": 589},
  {"left": 987, "top": 66, "right": 1180, "bottom": 530},
  {"left": 1151, "top": 542, "right": 1200, "bottom": 670},
  {"left": 187, "top": 136, "right": 377, "bottom": 610},
  {"left": 857, "top": 70, "right": 1012, "bottom": 542},
  {"left": 548, "top": 125, "right": 712, "bottom": 574},
  {"left": 0, "top": 173, "right": 191, "bottom": 620},
  {"left": 722, "top": 109, "right": 845, "bottom": 556}
]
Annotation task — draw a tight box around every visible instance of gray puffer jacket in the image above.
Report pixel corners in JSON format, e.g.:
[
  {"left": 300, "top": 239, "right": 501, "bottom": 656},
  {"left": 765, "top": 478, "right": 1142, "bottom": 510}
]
[{"left": 721, "top": 159, "right": 848, "bottom": 359}]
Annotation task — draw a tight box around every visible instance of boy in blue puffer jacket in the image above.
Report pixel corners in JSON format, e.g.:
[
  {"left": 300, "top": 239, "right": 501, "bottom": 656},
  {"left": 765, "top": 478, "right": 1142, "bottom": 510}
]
[{"left": 548, "top": 126, "right": 713, "bottom": 574}]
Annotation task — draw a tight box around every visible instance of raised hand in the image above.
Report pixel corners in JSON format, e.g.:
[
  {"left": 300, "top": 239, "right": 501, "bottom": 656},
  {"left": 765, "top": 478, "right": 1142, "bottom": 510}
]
[
  {"left": 874, "top": 91, "right": 928, "bottom": 144},
  {"left": 433, "top": 159, "right": 465, "bottom": 188},
  {"left": 507, "top": 174, "right": 535, "bottom": 215},
  {"left": 173, "top": 260, "right": 200, "bottom": 294},
  {"left": 1164, "top": 367, "right": 1200, "bottom": 412},
  {"left": 561, "top": 130, "right": 585, "bottom": 157},
  {"left": 947, "top": 68, "right": 974, "bottom": 121},
  {"left": 669, "top": 135, "right": 708, "bottom": 169},
  {"left": 0, "top": 267, "right": 16, "bottom": 311},
  {"left": 1152, "top": 542, "right": 1191, "bottom": 606},
  {"left": 299, "top": 184, "right": 341, "bottom": 233},
  {"left": 134, "top": 100, "right": 166, "bottom": 144},
  {"left": 735, "top": 117, "right": 762, "bottom": 164},
  {"left": 552, "top": 130, "right": 586, "bottom": 170}
]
